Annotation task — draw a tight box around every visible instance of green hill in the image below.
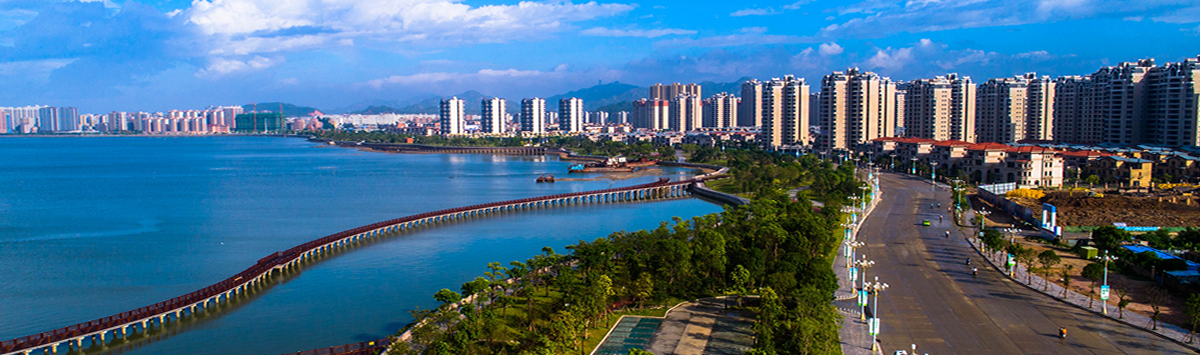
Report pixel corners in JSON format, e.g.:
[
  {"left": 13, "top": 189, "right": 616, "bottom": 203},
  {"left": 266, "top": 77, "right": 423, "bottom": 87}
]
[
  {"left": 241, "top": 102, "right": 321, "bottom": 117},
  {"left": 546, "top": 82, "right": 645, "bottom": 111}
]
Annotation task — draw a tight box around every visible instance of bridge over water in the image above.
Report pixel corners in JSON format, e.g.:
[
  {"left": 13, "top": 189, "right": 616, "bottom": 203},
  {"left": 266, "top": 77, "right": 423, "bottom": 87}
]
[{"left": 1, "top": 177, "right": 714, "bottom": 355}]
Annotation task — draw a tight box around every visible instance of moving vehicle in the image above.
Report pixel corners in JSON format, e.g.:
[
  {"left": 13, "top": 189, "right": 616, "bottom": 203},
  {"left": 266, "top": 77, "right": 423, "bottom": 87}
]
[{"left": 922, "top": 220, "right": 931, "bottom": 226}]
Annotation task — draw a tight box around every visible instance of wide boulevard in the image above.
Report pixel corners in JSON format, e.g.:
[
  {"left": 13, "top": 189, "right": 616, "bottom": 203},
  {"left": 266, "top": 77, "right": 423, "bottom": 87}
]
[{"left": 858, "top": 172, "right": 1194, "bottom": 355}]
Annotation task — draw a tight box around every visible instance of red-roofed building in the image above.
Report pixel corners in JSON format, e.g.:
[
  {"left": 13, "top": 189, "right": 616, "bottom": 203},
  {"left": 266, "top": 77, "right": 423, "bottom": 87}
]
[{"left": 870, "top": 138, "right": 1065, "bottom": 186}]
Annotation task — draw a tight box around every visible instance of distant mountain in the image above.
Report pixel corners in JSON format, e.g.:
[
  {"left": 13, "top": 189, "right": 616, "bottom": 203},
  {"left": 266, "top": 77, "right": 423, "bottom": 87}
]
[
  {"left": 242, "top": 102, "right": 321, "bottom": 117},
  {"left": 699, "top": 77, "right": 753, "bottom": 97},
  {"left": 331, "top": 94, "right": 439, "bottom": 114},
  {"left": 391, "top": 90, "right": 492, "bottom": 115},
  {"left": 595, "top": 101, "right": 633, "bottom": 115},
  {"left": 546, "top": 82, "right": 645, "bottom": 111},
  {"left": 350, "top": 106, "right": 404, "bottom": 115}
]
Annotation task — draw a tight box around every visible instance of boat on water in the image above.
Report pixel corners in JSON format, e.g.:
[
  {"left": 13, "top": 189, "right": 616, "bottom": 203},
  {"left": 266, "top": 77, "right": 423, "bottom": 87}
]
[{"left": 536, "top": 174, "right": 556, "bottom": 183}]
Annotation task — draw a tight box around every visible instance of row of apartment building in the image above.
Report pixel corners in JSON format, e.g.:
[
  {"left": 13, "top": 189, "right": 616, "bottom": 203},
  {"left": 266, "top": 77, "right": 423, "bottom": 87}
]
[
  {"left": 0, "top": 106, "right": 247, "bottom": 134},
  {"left": 615, "top": 55, "right": 1200, "bottom": 153},
  {"left": 440, "top": 97, "right": 604, "bottom": 135}
]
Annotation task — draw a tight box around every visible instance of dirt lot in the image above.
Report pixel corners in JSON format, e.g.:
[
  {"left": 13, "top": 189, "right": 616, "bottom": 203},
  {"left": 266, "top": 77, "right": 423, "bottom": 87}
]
[{"left": 1007, "top": 191, "right": 1200, "bottom": 227}]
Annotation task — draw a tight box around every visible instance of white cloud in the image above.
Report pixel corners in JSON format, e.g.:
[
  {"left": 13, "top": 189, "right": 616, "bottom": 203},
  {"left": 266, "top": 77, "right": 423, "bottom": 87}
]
[
  {"left": 654, "top": 29, "right": 813, "bottom": 48},
  {"left": 1152, "top": 6, "right": 1200, "bottom": 24},
  {"left": 186, "top": 0, "right": 635, "bottom": 54},
  {"left": 818, "top": 42, "right": 843, "bottom": 56},
  {"left": 365, "top": 66, "right": 567, "bottom": 89},
  {"left": 783, "top": 0, "right": 814, "bottom": 10},
  {"left": 581, "top": 27, "right": 696, "bottom": 38},
  {"left": 820, "top": 0, "right": 1195, "bottom": 39},
  {"left": 865, "top": 47, "right": 914, "bottom": 70},
  {"left": 1014, "top": 50, "right": 1052, "bottom": 59},
  {"left": 730, "top": 8, "right": 777, "bottom": 17},
  {"left": 197, "top": 56, "right": 280, "bottom": 77}
]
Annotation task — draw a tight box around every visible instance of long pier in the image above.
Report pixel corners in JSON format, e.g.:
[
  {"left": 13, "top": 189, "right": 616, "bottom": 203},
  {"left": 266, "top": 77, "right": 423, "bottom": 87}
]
[{"left": 0, "top": 177, "right": 707, "bottom": 355}]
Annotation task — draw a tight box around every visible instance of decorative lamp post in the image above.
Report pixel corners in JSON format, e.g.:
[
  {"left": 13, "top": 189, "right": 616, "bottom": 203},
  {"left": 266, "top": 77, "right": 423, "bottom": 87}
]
[
  {"left": 1100, "top": 250, "right": 1119, "bottom": 314},
  {"left": 845, "top": 241, "right": 864, "bottom": 270},
  {"left": 855, "top": 256, "right": 875, "bottom": 320},
  {"left": 867, "top": 276, "right": 890, "bottom": 352},
  {"left": 931, "top": 161, "right": 939, "bottom": 191}
]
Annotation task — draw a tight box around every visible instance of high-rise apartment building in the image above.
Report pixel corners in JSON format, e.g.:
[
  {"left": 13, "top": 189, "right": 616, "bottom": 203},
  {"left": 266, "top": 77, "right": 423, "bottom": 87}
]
[
  {"left": 57, "top": 107, "right": 79, "bottom": 132},
  {"left": 632, "top": 99, "right": 669, "bottom": 130},
  {"left": 37, "top": 106, "right": 57, "bottom": 133},
  {"left": 976, "top": 77, "right": 1029, "bottom": 143},
  {"left": 520, "top": 98, "right": 546, "bottom": 133},
  {"left": 1146, "top": 57, "right": 1200, "bottom": 146},
  {"left": 976, "top": 73, "right": 1054, "bottom": 143},
  {"left": 558, "top": 98, "right": 584, "bottom": 132},
  {"left": 894, "top": 88, "right": 907, "bottom": 136},
  {"left": 1096, "top": 60, "right": 1153, "bottom": 145},
  {"left": 668, "top": 94, "right": 702, "bottom": 132},
  {"left": 761, "top": 75, "right": 811, "bottom": 148},
  {"left": 1025, "top": 74, "right": 1056, "bottom": 141},
  {"left": 650, "top": 83, "right": 701, "bottom": 101},
  {"left": 702, "top": 93, "right": 738, "bottom": 128},
  {"left": 1053, "top": 57, "right": 1200, "bottom": 146},
  {"left": 901, "top": 74, "right": 976, "bottom": 142},
  {"left": 1051, "top": 76, "right": 1096, "bottom": 144},
  {"left": 738, "top": 79, "right": 763, "bottom": 127},
  {"left": 440, "top": 97, "right": 466, "bottom": 135},
  {"left": 481, "top": 97, "right": 506, "bottom": 134},
  {"left": 817, "top": 68, "right": 898, "bottom": 151}
]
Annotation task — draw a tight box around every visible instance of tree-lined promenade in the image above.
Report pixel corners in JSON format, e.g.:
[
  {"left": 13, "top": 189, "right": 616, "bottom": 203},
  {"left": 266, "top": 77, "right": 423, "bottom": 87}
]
[{"left": 385, "top": 147, "right": 864, "bottom": 355}]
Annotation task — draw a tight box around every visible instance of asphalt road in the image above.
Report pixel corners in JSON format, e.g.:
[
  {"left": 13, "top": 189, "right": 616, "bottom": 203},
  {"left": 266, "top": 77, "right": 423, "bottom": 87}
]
[{"left": 856, "top": 172, "right": 1194, "bottom": 355}]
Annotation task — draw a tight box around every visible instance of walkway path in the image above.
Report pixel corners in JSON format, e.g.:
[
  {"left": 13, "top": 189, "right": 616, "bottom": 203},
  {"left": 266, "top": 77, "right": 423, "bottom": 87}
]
[
  {"left": 643, "top": 298, "right": 754, "bottom": 355},
  {"left": 967, "top": 234, "right": 1200, "bottom": 352},
  {"left": 834, "top": 167, "right": 882, "bottom": 355}
]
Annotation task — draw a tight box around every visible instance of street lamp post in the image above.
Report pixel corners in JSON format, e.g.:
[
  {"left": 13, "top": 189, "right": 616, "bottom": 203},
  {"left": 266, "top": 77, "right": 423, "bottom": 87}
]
[
  {"left": 855, "top": 256, "right": 875, "bottom": 320},
  {"left": 867, "top": 276, "right": 890, "bottom": 352},
  {"left": 931, "top": 161, "right": 939, "bottom": 191},
  {"left": 1100, "top": 250, "right": 1119, "bottom": 314},
  {"left": 845, "top": 241, "right": 864, "bottom": 270}
]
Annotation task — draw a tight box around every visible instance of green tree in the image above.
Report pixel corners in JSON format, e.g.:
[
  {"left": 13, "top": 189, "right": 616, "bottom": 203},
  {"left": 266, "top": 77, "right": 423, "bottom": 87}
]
[
  {"left": 754, "top": 287, "right": 783, "bottom": 354},
  {"left": 731, "top": 264, "right": 751, "bottom": 306},
  {"left": 1015, "top": 245, "right": 1038, "bottom": 284},
  {"left": 1037, "top": 250, "right": 1061, "bottom": 292},
  {"left": 1184, "top": 293, "right": 1200, "bottom": 343},
  {"left": 1081, "top": 262, "right": 1105, "bottom": 308},
  {"left": 1086, "top": 175, "right": 1100, "bottom": 186},
  {"left": 1141, "top": 229, "right": 1174, "bottom": 250},
  {"left": 1060, "top": 264, "right": 1074, "bottom": 298},
  {"left": 1091, "top": 226, "right": 1133, "bottom": 253},
  {"left": 1149, "top": 286, "right": 1167, "bottom": 330},
  {"left": 1117, "top": 286, "right": 1131, "bottom": 320},
  {"left": 627, "top": 349, "right": 654, "bottom": 355},
  {"left": 433, "top": 289, "right": 462, "bottom": 307},
  {"left": 633, "top": 272, "right": 654, "bottom": 309}
]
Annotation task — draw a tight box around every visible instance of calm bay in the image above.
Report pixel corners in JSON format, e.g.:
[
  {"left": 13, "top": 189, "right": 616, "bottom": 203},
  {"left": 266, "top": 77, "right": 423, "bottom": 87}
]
[{"left": 0, "top": 136, "right": 722, "bottom": 354}]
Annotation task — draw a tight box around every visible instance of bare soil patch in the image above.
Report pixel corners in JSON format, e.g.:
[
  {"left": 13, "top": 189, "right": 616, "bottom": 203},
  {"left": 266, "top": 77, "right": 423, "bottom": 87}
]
[{"left": 1006, "top": 191, "right": 1200, "bottom": 227}]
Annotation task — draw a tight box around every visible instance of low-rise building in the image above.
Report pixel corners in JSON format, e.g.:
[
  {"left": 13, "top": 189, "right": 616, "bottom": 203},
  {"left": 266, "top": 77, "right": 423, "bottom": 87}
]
[{"left": 1086, "top": 156, "right": 1154, "bottom": 187}]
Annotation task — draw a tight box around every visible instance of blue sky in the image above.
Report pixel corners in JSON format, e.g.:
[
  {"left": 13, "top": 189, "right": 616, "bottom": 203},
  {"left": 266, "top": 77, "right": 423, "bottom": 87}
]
[{"left": 1, "top": 0, "right": 1198, "bottom": 113}]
